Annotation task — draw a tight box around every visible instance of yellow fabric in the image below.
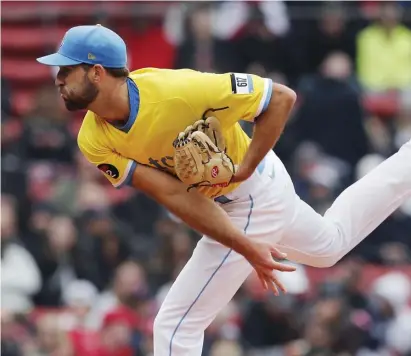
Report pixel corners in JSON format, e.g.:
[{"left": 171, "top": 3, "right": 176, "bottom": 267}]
[
  {"left": 357, "top": 25, "right": 411, "bottom": 91},
  {"left": 78, "top": 68, "right": 272, "bottom": 198}
]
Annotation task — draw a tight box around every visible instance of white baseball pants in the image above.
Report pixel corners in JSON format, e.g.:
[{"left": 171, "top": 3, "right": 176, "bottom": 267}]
[{"left": 154, "top": 139, "right": 411, "bottom": 356}]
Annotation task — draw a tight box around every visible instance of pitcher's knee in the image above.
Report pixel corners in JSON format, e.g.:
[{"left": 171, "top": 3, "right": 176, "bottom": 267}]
[
  {"left": 311, "top": 225, "right": 348, "bottom": 268},
  {"left": 297, "top": 222, "right": 348, "bottom": 268},
  {"left": 313, "top": 255, "right": 341, "bottom": 268}
]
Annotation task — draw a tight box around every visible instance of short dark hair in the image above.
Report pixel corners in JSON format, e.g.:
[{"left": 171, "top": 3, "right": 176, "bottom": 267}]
[
  {"left": 105, "top": 67, "right": 130, "bottom": 78},
  {"left": 80, "top": 64, "right": 129, "bottom": 78}
]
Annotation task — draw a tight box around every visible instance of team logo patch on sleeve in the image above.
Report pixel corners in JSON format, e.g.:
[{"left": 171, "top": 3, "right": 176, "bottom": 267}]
[
  {"left": 97, "top": 164, "right": 119, "bottom": 179},
  {"left": 230, "top": 73, "right": 254, "bottom": 94}
]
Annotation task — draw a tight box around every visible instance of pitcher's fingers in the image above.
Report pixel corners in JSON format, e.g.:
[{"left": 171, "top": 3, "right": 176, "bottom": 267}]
[
  {"left": 272, "top": 274, "right": 287, "bottom": 294},
  {"left": 258, "top": 268, "right": 281, "bottom": 296},
  {"left": 260, "top": 268, "right": 287, "bottom": 295},
  {"left": 260, "top": 269, "right": 280, "bottom": 296},
  {"left": 268, "top": 277, "right": 280, "bottom": 296},
  {"left": 274, "top": 261, "right": 296, "bottom": 272},
  {"left": 257, "top": 271, "right": 268, "bottom": 290},
  {"left": 270, "top": 247, "right": 288, "bottom": 260},
  {"left": 264, "top": 260, "right": 296, "bottom": 272}
]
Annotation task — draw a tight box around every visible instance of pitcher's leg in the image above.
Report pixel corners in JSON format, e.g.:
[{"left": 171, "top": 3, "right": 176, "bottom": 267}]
[
  {"left": 278, "top": 140, "right": 411, "bottom": 267},
  {"left": 153, "top": 194, "right": 260, "bottom": 356},
  {"left": 153, "top": 175, "right": 293, "bottom": 356},
  {"left": 153, "top": 151, "right": 300, "bottom": 356},
  {"left": 153, "top": 238, "right": 253, "bottom": 356}
]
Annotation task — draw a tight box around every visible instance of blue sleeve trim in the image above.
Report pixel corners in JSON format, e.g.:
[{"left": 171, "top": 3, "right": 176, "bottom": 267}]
[
  {"left": 116, "top": 160, "right": 138, "bottom": 189},
  {"left": 261, "top": 79, "right": 273, "bottom": 114},
  {"left": 247, "top": 74, "right": 254, "bottom": 93}
]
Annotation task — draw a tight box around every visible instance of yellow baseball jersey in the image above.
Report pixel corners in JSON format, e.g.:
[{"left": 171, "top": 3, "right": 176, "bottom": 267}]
[{"left": 78, "top": 68, "right": 273, "bottom": 199}]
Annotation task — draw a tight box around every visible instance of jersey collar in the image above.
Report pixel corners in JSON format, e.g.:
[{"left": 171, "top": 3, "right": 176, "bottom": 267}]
[{"left": 112, "top": 77, "right": 140, "bottom": 133}]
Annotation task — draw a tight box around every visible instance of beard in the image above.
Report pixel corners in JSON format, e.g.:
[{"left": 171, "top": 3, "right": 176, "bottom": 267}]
[{"left": 63, "top": 76, "right": 99, "bottom": 111}]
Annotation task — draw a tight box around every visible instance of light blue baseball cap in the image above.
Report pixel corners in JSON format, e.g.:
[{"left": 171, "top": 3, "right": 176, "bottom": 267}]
[{"left": 37, "top": 24, "right": 127, "bottom": 68}]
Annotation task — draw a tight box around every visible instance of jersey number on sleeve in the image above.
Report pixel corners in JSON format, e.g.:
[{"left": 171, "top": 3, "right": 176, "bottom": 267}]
[{"left": 230, "top": 73, "right": 253, "bottom": 95}]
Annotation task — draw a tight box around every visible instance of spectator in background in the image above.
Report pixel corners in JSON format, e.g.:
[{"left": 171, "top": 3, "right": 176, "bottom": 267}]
[
  {"left": 112, "top": 190, "right": 163, "bottom": 237},
  {"left": 96, "top": 309, "right": 141, "bottom": 356},
  {"left": 149, "top": 223, "right": 196, "bottom": 293},
  {"left": 372, "top": 272, "right": 411, "bottom": 355},
  {"left": 21, "top": 85, "right": 75, "bottom": 164},
  {"left": 299, "top": 320, "right": 335, "bottom": 356},
  {"left": 337, "top": 259, "right": 368, "bottom": 310},
  {"left": 24, "top": 202, "right": 56, "bottom": 252},
  {"left": 305, "top": 297, "right": 367, "bottom": 355},
  {"left": 76, "top": 210, "right": 139, "bottom": 291},
  {"left": 290, "top": 52, "right": 369, "bottom": 173},
  {"left": 1, "top": 77, "right": 28, "bottom": 210},
  {"left": 25, "top": 313, "right": 73, "bottom": 356},
  {"left": 212, "top": 1, "right": 290, "bottom": 41},
  {"left": 224, "top": 1, "right": 301, "bottom": 84},
  {"left": 1, "top": 309, "right": 25, "bottom": 356},
  {"left": 170, "top": 3, "right": 233, "bottom": 73},
  {"left": 60, "top": 280, "right": 101, "bottom": 356},
  {"left": 365, "top": 294, "right": 396, "bottom": 354},
  {"left": 60, "top": 279, "right": 99, "bottom": 332},
  {"left": 167, "top": 1, "right": 299, "bottom": 79},
  {"left": 356, "top": 2, "right": 411, "bottom": 92},
  {"left": 1, "top": 195, "right": 42, "bottom": 314},
  {"left": 89, "top": 260, "right": 149, "bottom": 330},
  {"left": 30, "top": 214, "right": 84, "bottom": 307},
  {"left": 241, "top": 294, "right": 299, "bottom": 353},
  {"left": 305, "top": 2, "right": 357, "bottom": 74},
  {"left": 290, "top": 141, "right": 351, "bottom": 215}
]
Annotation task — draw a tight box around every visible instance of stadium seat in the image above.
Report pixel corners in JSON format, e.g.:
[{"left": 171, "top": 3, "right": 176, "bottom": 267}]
[
  {"left": 362, "top": 92, "right": 400, "bottom": 118},
  {"left": 1, "top": 1, "right": 42, "bottom": 20},
  {"left": 1, "top": 1, "right": 95, "bottom": 20},
  {"left": 1, "top": 26, "right": 68, "bottom": 51},
  {"left": 2, "top": 58, "right": 52, "bottom": 84}
]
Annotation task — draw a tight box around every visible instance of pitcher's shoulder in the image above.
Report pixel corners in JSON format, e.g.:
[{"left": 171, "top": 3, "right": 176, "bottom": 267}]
[
  {"left": 77, "top": 111, "right": 107, "bottom": 148},
  {"left": 129, "top": 67, "right": 204, "bottom": 82}
]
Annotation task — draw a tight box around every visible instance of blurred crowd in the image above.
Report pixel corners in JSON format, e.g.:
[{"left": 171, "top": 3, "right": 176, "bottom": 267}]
[{"left": 1, "top": 1, "right": 411, "bottom": 355}]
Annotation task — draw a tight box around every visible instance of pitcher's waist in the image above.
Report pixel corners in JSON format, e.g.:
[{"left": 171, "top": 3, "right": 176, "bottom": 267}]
[{"left": 214, "top": 154, "right": 270, "bottom": 205}]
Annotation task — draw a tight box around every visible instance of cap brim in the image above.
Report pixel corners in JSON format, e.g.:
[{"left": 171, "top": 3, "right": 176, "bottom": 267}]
[{"left": 36, "top": 52, "right": 82, "bottom": 66}]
